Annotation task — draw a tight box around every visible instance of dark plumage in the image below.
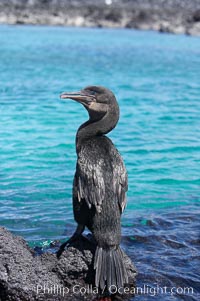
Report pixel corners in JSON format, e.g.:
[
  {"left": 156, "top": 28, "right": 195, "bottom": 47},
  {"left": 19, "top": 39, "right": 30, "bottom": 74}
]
[{"left": 57, "top": 86, "right": 128, "bottom": 289}]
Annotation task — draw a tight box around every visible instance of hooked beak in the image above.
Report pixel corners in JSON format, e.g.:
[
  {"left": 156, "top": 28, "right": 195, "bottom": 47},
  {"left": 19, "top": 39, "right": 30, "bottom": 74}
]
[{"left": 60, "top": 90, "right": 96, "bottom": 105}]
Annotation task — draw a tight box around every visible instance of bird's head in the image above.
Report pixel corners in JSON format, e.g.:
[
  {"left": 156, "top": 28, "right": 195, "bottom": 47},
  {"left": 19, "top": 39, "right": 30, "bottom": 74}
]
[{"left": 60, "top": 86, "right": 119, "bottom": 124}]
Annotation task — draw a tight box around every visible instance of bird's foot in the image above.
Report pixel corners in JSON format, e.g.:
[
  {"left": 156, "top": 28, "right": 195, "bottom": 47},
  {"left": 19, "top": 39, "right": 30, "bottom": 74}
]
[
  {"left": 56, "top": 238, "right": 72, "bottom": 259},
  {"left": 56, "top": 224, "right": 85, "bottom": 259},
  {"left": 57, "top": 232, "right": 83, "bottom": 258}
]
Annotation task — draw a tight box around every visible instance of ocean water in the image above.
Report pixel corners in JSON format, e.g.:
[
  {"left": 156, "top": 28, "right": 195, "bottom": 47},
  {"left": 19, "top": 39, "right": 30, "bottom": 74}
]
[{"left": 0, "top": 25, "right": 199, "bottom": 300}]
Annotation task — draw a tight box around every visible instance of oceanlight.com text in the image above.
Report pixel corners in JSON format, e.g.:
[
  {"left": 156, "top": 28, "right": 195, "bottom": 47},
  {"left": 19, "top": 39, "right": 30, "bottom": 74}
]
[{"left": 36, "top": 283, "right": 194, "bottom": 297}]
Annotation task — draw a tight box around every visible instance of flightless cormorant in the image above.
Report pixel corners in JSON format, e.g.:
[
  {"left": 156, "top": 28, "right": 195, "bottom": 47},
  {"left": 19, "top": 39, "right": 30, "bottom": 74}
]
[{"left": 57, "top": 86, "right": 128, "bottom": 290}]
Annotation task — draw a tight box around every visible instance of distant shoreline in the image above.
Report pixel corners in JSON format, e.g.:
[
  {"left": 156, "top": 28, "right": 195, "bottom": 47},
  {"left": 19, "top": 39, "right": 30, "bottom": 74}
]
[{"left": 0, "top": 0, "right": 200, "bottom": 36}]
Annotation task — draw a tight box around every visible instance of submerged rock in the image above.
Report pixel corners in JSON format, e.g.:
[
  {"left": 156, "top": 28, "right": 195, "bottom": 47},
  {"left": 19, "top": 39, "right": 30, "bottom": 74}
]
[{"left": 0, "top": 227, "right": 137, "bottom": 301}]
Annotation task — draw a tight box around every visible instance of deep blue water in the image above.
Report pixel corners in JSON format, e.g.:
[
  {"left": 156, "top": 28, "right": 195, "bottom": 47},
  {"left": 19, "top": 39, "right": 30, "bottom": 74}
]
[{"left": 0, "top": 25, "right": 199, "bottom": 300}]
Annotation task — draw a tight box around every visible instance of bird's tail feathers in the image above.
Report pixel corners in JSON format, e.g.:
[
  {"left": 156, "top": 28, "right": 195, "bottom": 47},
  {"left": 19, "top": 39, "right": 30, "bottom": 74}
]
[{"left": 94, "top": 246, "right": 128, "bottom": 290}]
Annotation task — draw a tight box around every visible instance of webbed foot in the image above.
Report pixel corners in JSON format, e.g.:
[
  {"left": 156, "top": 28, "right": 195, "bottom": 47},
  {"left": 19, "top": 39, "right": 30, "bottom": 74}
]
[{"left": 56, "top": 224, "right": 85, "bottom": 259}]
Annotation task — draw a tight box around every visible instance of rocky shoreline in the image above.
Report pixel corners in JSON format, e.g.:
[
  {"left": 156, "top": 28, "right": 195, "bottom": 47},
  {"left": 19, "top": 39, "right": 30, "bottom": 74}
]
[
  {"left": 0, "top": 0, "right": 200, "bottom": 36},
  {"left": 0, "top": 227, "right": 137, "bottom": 301}
]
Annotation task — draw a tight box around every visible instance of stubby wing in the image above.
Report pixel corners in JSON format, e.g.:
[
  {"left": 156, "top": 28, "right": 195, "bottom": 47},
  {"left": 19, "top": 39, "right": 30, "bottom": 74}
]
[
  {"left": 76, "top": 138, "right": 128, "bottom": 214},
  {"left": 112, "top": 150, "right": 128, "bottom": 213},
  {"left": 76, "top": 156, "right": 105, "bottom": 213}
]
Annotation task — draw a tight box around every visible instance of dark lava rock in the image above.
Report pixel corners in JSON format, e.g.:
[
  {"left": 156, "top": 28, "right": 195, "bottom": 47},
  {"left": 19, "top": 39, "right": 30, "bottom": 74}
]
[
  {"left": 193, "top": 9, "right": 200, "bottom": 22},
  {"left": 0, "top": 227, "right": 137, "bottom": 301}
]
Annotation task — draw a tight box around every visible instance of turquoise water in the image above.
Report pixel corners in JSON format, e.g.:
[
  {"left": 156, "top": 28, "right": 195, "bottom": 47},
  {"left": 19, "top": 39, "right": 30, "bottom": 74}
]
[
  {"left": 0, "top": 25, "right": 200, "bottom": 300},
  {"left": 0, "top": 25, "right": 199, "bottom": 242}
]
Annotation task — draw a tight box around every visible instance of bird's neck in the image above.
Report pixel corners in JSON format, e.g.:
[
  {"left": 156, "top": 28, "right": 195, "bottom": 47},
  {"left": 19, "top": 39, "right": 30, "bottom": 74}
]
[{"left": 76, "top": 111, "right": 118, "bottom": 152}]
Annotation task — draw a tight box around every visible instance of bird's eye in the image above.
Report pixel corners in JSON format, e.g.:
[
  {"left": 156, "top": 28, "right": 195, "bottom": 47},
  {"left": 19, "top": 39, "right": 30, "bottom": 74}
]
[{"left": 90, "top": 90, "right": 96, "bottom": 96}]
